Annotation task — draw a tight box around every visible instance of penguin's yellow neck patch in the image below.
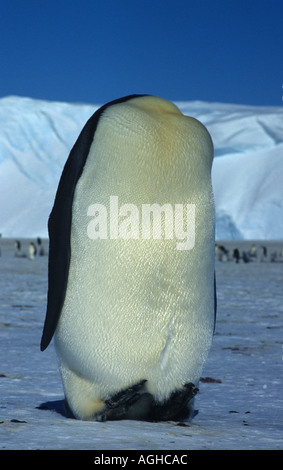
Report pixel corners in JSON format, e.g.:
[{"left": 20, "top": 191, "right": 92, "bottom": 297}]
[{"left": 129, "top": 95, "right": 183, "bottom": 118}]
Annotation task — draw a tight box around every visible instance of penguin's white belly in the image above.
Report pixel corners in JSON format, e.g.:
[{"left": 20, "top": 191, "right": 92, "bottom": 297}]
[{"left": 55, "top": 202, "right": 214, "bottom": 402}]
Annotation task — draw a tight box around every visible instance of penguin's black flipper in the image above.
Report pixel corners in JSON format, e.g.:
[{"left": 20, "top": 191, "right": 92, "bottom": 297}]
[{"left": 40, "top": 95, "right": 148, "bottom": 352}]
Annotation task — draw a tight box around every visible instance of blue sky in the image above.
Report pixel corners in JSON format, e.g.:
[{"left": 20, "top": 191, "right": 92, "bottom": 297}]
[{"left": 1, "top": 0, "right": 282, "bottom": 106}]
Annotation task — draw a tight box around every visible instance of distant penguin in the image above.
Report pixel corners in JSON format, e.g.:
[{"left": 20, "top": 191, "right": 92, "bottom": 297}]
[
  {"left": 36, "top": 237, "right": 45, "bottom": 256},
  {"left": 14, "top": 240, "right": 21, "bottom": 255},
  {"left": 28, "top": 242, "right": 37, "bottom": 260},
  {"left": 14, "top": 240, "right": 26, "bottom": 258},
  {"left": 233, "top": 248, "right": 240, "bottom": 263},
  {"left": 218, "top": 245, "right": 229, "bottom": 262},
  {"left": 260, "top": 245, "right": 267, "bottom": 262},
  {"left": 40, "top": 95, "right": 216, "bottom": 422},
  {"left": 249, "top": 243, "right": 257, "bottom": 259}
]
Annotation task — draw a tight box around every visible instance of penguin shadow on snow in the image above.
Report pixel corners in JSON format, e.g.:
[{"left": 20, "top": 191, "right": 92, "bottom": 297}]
[{"left": 36, "top": 399, "right": 67, "bottom": 418}]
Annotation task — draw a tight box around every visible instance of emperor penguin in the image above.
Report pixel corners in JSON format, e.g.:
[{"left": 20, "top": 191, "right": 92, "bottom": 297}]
[
  {"left": 40, "top": 94, "right": 216, "bottom": 422},
  {"left": 28, "top": 242, "right": 37, "bottom": 260}
]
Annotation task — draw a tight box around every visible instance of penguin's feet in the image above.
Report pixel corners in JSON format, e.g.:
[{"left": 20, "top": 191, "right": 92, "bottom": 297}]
[
  {"left": 149, "top": 382, "right": 199, "bottom": 422},
  {"left": 64, "top": 380, "right": 198, "bottom": 422},
  {"left": 101, "top": 379, "right": 151, "bottom": 421},
  {"left": 64, "top": 379, "right": 150, "bottom": 421}
]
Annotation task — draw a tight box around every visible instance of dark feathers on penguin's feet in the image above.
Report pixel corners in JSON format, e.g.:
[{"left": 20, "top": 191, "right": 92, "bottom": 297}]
[
  {"left": 65, "top": 380, "right": 199, "bottom": 422},
  {"left": 147, "top": 382, "right": 199, "bottom": 422}
]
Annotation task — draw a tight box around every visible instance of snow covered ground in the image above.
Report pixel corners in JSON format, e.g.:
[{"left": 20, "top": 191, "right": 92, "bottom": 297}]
[
  {"left": 1, "top": 238, "right": 283, "bottom": 450},
  {"left": 0, "top": 96, "right": 283, "bottom": 240}
]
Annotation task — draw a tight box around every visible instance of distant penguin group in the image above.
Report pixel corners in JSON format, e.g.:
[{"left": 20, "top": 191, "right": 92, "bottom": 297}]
[
  {"left": 14, "top": 237, "right": 45, "bottom": 259},
  {"left": 215, "top": 243, "right": 283, "bottom": 263},
  {"left": 41, "top": 94, "right": 216, "bottom": 422}
]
